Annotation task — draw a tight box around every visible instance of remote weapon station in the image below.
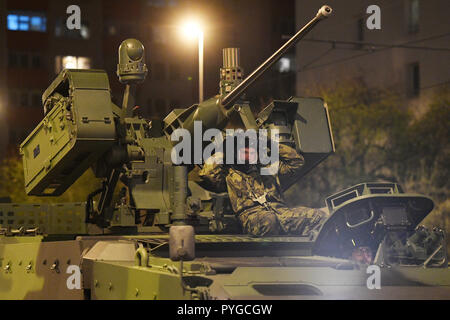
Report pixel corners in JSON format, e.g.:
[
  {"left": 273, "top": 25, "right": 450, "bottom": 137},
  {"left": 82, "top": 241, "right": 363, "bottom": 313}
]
[{"left": 0, "top": 5, "right": 448, "bottom": 299}]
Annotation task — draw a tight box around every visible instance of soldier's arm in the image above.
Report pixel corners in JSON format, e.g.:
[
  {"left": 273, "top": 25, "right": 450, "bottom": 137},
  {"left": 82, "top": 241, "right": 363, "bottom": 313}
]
[
  {"left": 277, "top": 143, "right": 305, "bottom": 185},
  {"left": 198, "top": 152, "right": 228, "bottom": 193}
]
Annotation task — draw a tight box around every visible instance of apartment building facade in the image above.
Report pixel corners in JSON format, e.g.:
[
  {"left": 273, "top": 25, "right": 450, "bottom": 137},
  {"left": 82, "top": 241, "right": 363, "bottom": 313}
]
[
  {"left": 295, "top": 0, "right": 449, "bottom": 109},
  {"left": 0, "top": 0, "right": 296, "bottom": 158}
]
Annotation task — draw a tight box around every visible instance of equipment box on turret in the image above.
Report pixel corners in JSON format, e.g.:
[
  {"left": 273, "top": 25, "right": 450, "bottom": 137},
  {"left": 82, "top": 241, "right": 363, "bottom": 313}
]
[{"left": 20, "top": 69, "right": 116, "bottom": 196}]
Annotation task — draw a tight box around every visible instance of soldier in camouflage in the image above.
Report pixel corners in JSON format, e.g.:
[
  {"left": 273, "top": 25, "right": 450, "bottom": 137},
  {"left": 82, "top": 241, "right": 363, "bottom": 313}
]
[{"left": 198, "top": 143, "right": 327, "bottom": 236}]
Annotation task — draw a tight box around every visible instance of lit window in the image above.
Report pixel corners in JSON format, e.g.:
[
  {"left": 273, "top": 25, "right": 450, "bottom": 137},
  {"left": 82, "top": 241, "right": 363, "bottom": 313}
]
[
  {"left": 30, "top": 16, "right": 43, "bottom": 31},
  {"left": 80, "top": 25, "right": 90, "bottom": 39},
  {"left": 76, "top": 57, "right": 91, "bottom": 69},
  {"left": 277, "top": 57, "right": 291, "bottom": 73},
  {"left": 7, "top": 15, "right": 18, "bottom": 30},
  {"left": 7, "top": 12, "right": 46, "bottom": 32},
  {"left": 62, "top": 56, "right": 78, "bottom": 69},
  {"left": 55, "top": 56, "right": 92, "bottom": 74},
  {"left": 19, "top": 15, "right": 29, "bottom": 31}
]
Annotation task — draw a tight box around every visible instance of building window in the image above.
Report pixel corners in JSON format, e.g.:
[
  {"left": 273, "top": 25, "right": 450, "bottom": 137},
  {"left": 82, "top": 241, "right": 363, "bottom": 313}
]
[
  {"left": 8, "top": 52, "right": 43, "bottom": 69},
  {"left": 9, "top": 129, "right": 17, "bottom": 144},
  {"left": 55, "top": 56, "right": 91, "bottom": 74},
  {"left": 276, "top": 55, "right": 295, "bottom": 73},
  {"left": 154, "top": 62, "right": 166, "bottom": 80},
  {"left": 152, "top": 26, "right": 168, "bottom": 44},
  {"left": 155, "top": 99, "right": 166, "bottom": 112},
  {"left": 31, "top": 55, "right": 41, "bottom": 68},
  {"left": 106, "top": 24, "right": 117, "bottom": 36},
  {"left": 120, "top": 23, "right": 137, "bottom": 37},
  {"left": 55, "top": 18, "right": 90, "bottom": 39},
  {"left": 104, "top": 20, "right": 138, "bottom": 38},
  {"left": 8, "top": 91, "right": 18, "bottom": 106},
  {"left": 80, "top": 24, "right": 90, "bottom": 39},
  {"left": 9, "top": 128, "right": 30, "bottom": 144},
  {"left": 279, "top": 19, "right": 295, "bottom": 36},
  {"left": 7, "top": 12, "right": 46, "bottom": 32},
  {"left": 170, "top": 100, "right": 180, "bottom": 109},
  {"left": 147, "top": 0, "right": 178, "bottom": 7},
  {"left": 19, "top": 53, "right": 29, "bottom": 68},
  {"left": 31, "top": 92, "right": 42, "bottom": 107},
  {"left": 408, "top": 0, "right": 420, "bottom": 33},
  {"left": 356, "top": 18, "right": 364, "bottom": 48},
  {"left": 8, "top": 90, "right": 42, "bottom": 108},
  {"left": 8, "top": 53, "right": 18, "bottom": 67},
  {"left": 407, "top": 62, "right": 420, "bottom": 97},
  {"left": 169, "top": 63, "right": 181, "bottom": 80},
  {"left": 19, "top": 92, "right": 29, "bottom": 107}
]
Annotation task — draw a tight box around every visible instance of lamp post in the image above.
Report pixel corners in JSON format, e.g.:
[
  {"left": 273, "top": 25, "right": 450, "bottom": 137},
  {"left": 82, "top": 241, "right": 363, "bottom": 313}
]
[{"left": 181, "top": 21, "right": 204, "bottom": 102}]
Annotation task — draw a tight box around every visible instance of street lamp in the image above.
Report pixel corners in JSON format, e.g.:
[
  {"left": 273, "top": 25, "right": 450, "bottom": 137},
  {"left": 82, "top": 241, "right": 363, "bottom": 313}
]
[{"left": 181, "top": 20, "right": 204, "bottom": 102}]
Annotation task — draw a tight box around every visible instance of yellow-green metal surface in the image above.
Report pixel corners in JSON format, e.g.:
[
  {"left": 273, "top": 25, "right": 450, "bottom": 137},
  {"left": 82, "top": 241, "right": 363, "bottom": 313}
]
[
  {"left": 20, "top": 69, "right": 116, "bottom": 196},
  {"left": 0, "top": 236, "right": 84, "bottom": 299}
]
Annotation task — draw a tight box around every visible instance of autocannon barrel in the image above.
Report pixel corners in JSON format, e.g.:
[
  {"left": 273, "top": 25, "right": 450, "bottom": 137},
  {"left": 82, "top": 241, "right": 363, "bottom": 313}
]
[
  {"left": 220, "top": 5, "right": 332, "bottom": 108},
  {"left": 163, "top": 5, "right": 332, "bottom": 140}
]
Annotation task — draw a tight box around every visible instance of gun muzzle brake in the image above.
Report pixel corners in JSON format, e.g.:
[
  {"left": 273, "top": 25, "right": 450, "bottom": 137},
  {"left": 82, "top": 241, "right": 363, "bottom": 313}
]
[{"left": 317, "top": 5, "right": 332, "bottom": 19}]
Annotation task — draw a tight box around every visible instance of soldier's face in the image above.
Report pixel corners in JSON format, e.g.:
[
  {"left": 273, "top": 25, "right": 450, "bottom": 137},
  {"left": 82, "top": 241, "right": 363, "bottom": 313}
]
[
  {"left": 351, "top": 247, "right": 372, "bottom": 264},
  {"left": 237, "top": 147, "right": 257, "bottom": 164}
]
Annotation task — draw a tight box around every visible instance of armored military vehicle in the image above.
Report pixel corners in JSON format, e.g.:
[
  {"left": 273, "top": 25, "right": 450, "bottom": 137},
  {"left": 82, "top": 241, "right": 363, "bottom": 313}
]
[{"left": 0, "top": 5, "right": 448, "bottom": 300}]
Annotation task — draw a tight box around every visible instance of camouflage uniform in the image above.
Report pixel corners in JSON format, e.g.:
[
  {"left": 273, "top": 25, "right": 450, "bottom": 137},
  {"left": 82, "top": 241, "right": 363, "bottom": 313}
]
[{"left": 198, "top": 144, "right": 327, "bottom": 236}]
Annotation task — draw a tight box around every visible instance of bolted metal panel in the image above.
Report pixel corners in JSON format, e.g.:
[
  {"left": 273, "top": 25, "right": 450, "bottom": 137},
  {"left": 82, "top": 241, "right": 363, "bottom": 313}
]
[{"left": 20, "top": 69, "right": 116, "bottom": 196}]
